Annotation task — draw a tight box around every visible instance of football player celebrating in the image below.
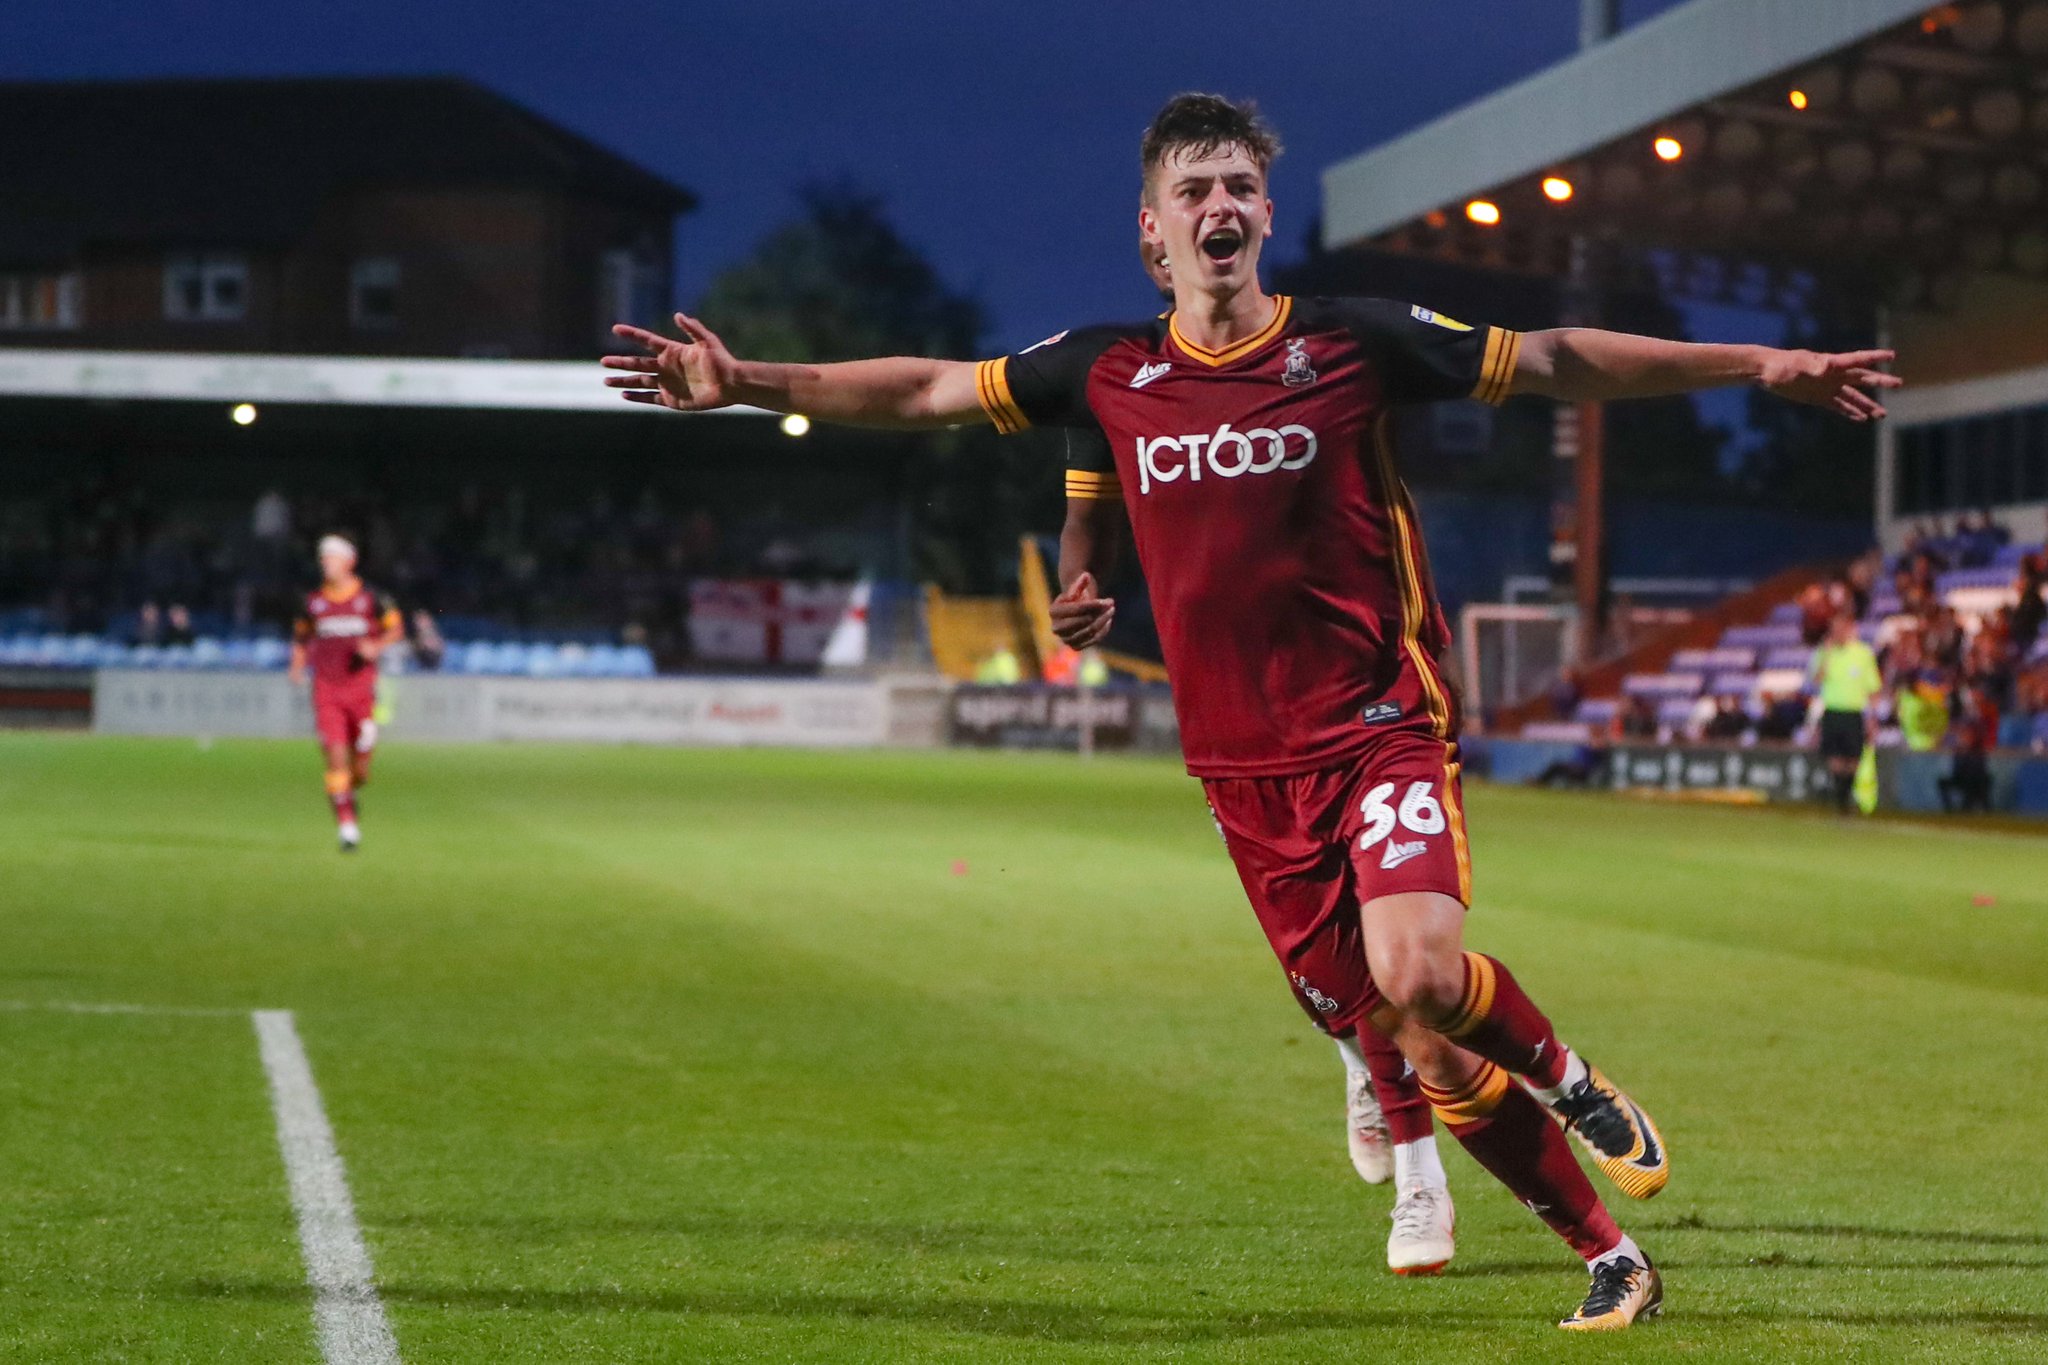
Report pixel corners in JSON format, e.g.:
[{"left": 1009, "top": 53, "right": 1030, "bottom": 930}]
[
  {"left": 603, "top": 93, "right": 1898, "bottom": 1329},
  {"left": 288, "top": 535, "right": 401, "bottom": 852},
  {"left": 1052, "top": 233, "right": 1456, "bottom": 1276}
]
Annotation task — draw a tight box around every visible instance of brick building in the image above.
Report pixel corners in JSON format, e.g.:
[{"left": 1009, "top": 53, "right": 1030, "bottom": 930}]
[{"left": 0, "top": 76, "right": 694, "bottom": 359}]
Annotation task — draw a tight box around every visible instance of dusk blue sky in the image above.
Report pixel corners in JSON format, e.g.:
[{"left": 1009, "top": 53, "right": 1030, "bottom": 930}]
[{"left": 2, "top": 0, "right": 1711, "bottom": 353}]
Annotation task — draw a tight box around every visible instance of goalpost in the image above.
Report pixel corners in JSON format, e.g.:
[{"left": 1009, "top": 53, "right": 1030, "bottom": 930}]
[{"left": 1458, "top": 602, "right": 1579, "bottom": 721}]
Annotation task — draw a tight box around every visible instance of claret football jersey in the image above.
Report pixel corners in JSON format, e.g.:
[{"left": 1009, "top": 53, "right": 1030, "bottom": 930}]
[
  {"left": 294, "top": 581, "right": 400, "bottom": 692},
  {"left": 975, "top": 296, "right": 1521, "bottom": 777}
]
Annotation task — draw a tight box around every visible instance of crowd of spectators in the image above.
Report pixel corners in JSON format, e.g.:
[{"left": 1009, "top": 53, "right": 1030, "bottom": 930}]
[
  {"left": 0, "top": 472, "right": 871, "bottom": 666},
  {"left": 1644, "top": 516, "right": 2048, "bottom": 763},
  {"left": 1870, "top": 521, "right": 2047, "bottom": 761}
]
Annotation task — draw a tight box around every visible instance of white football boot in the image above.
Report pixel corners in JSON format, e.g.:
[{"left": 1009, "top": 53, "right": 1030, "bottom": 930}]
[
  {"left": 1346, "top": 1067, "right": 1393, "bottom": 1185},
  {"left": 1387, "top": 1182, "right": 1456, "bottom": 1276}
]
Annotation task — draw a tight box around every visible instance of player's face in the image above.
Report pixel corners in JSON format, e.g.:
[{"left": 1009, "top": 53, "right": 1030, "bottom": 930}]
[
  {"left": 1140, "top": 145, "right": 1272, "bottom": 298},
  {"left": 319, "top": 548, "right": 356, "bottom": 585}
]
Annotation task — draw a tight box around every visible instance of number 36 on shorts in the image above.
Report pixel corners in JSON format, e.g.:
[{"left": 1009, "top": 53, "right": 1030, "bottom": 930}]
[{"left": 1357, "top": 779, "right": 1446, "bottom": 849}]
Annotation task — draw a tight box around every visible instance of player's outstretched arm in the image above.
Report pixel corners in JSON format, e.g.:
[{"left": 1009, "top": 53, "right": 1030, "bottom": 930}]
[
  {"left": 602, "top": 312, "right": 989, "bottom": 430},
  {"left": 1511, "top": 329, "right": 1901, "bottom": 421}
]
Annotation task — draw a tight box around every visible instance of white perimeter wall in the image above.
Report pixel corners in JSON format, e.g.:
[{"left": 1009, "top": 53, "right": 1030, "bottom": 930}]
[{"left": 91, "top": 671, "right": 949, "bottom": 748}]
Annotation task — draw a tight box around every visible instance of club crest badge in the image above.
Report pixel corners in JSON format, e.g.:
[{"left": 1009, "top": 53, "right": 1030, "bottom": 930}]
[{"left": 1281, "top": 337, "right": 1317, "bottom": 388}]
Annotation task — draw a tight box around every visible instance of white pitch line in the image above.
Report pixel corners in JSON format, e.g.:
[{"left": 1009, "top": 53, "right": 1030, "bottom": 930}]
[
  {"left": 0, "top": 999, "right": 246, "bottom": 1017},
  {"left": 254, "top": 1009, "right": 402, "bottom": 1365}
]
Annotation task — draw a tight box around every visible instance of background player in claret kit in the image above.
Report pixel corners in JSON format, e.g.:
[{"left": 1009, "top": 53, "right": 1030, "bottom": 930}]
[
  {"left": 1053, "top": 236, "right": 1456, "bottom": 1276},
  {"left": 602, "top": 93, "right": 1899, "bottom": 1331},
  {"left": 289, "top": 534, "right": 402, "bottom": 852}
]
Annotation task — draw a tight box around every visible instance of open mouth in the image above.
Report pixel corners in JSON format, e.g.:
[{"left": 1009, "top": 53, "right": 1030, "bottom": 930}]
[{"left": 1200, "top": 229, "right": 1244, "bottom": 263}]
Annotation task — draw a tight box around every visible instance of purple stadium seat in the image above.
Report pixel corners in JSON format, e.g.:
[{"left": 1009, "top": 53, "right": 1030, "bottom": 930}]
[
  {"left": 1721, "top": 623, "right": 1803, "bottom": 649},
  {"left": 1656, "top": 697, "right": 1701, "bottom": 729},
  {"left": 1522, "top": 721, "right": 1594, "bottom": 743},
  {"left": 1622, "top": 672, "right": 1706, "bottom": 699},
  {"left": 1709, "top": 670, "right": 1759, "bottom": 696},
  {"left": 1575, "top": 697, "right": 1619, "bottom": 725},
  {"left": 1672, "top": 646, "right": 1757, "bottom": 672},
  {"left": 1937, "top": 567, "right": 2015, "bottom": 594}
]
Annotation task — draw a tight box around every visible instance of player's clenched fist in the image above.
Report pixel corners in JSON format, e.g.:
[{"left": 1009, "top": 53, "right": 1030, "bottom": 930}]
[
  {"left": 1050, "top": 572, "right": 1115, "bottom": 650},
  {"left": 602, "top": 312, "right": 744, "bottom": 412}
]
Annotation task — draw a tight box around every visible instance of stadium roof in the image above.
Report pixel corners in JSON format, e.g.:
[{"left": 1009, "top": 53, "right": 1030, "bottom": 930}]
[
  {"left": 1322, "top": 0, "right": 2048, "bottom": 305},
  {"left": 0, "top": 347, "right": 768, "bottom": 415},
  {"left": 0, "top": 76, "right": 695, "bottom": 267}
]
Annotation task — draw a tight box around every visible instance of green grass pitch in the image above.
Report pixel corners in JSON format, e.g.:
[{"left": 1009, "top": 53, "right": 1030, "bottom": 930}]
[{"left": 2, "top": 733, "right": 2045, "bottom": 1363}]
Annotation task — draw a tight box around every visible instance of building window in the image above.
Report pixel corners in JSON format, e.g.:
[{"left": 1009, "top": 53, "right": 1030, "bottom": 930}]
[
  {"left": 598, "top": 248, "right": 665, "bottom": 346},
  {"left": 163, "top": 253, "right": 248, "bottom": 321},
  {"left": 350, "top": 258, "right": 400, "bottom": 330},
  {"left": 0, "top": 271, "right": 82, "bottom": 330},
  {"left": 1894, "top": 405, "right": 2048, "bottom": 517}
]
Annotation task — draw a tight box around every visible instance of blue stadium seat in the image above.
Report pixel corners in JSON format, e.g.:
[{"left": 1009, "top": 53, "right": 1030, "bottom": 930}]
[{"left": 619, "top": 645, "right": 656, "bottom": 677}]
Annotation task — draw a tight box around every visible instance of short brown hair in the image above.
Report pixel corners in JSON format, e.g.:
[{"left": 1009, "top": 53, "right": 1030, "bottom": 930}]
[{"left": 1141, "top": 93, "right": 1282, "bottom": 195}]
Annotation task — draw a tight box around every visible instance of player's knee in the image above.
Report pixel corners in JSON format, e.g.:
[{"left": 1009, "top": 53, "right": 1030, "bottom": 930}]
[{"left": 1375, "top": 945, "right": 1464, "bottom": 1025}]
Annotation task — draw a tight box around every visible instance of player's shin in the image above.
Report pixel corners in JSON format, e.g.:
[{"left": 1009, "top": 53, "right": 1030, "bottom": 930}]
[
  {"left": 1421, "top": 1061, "right": 1622, "bottom": 1263},
  {"left": 1436, "top": 951, "right": 1571, "bottom": 1089},
  {"left": 324, "top": 769, "right": 358, "bottom": 826},
  {"left": 1359, "top": 1025, "right": 1434, "bottom": 1147}
]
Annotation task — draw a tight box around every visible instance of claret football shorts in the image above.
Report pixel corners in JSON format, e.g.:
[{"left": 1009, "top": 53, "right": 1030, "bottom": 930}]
[
  {"left": 1203, "top": 728, "right": 1471, "bottom": 1037},
  {"left": 313, "top": 686, "right": 378, "bottom": 755}
]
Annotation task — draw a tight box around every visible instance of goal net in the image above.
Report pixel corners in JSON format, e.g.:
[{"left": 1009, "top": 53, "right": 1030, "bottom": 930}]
[{"left": 1458, "top": 603, "right": 1578, "bottom": 721}]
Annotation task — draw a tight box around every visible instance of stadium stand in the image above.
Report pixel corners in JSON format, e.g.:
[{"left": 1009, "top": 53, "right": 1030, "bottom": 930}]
[{"left": 1543, "top": 522, "right": 2048, "bottom": 753}]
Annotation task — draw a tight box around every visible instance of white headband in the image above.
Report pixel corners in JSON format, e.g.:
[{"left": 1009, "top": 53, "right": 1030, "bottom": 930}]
[{"left": 318, "top": 535, "right": 357, "bottom": 560}]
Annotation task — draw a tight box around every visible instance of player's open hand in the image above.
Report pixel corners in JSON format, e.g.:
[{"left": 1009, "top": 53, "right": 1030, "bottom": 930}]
[
  {"left": 1050, "top": 572, "right": 1115, "bottom": 650},
  {"left": 603, "top": 312, "right": 743, "bottom": 412},
  {"left": 1757, "top": 348, "right": 1901, "bottom": 422}
]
